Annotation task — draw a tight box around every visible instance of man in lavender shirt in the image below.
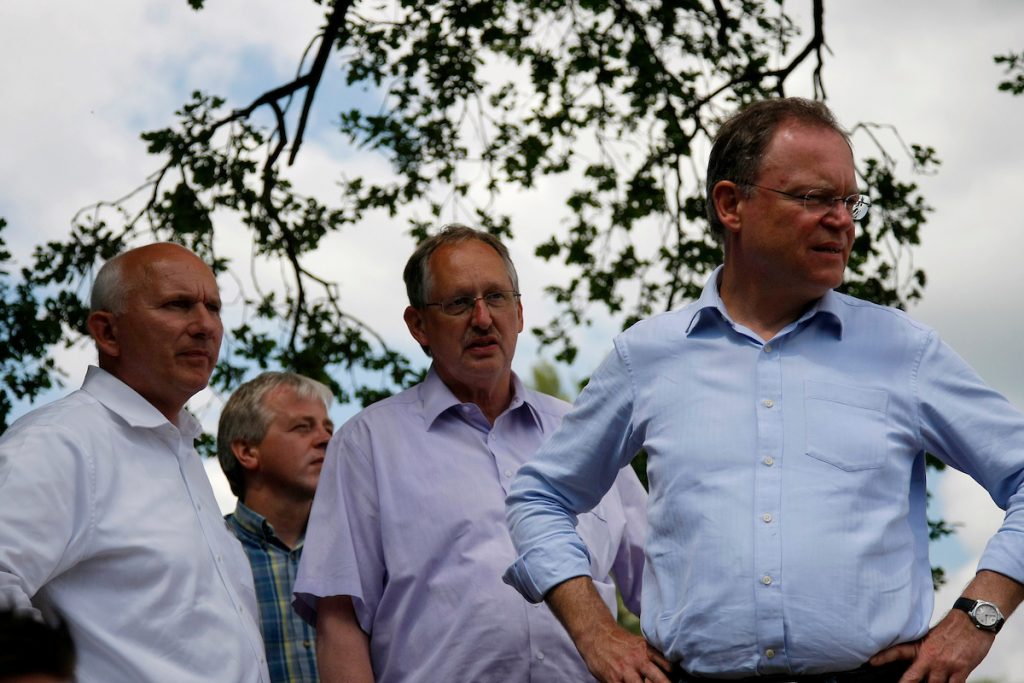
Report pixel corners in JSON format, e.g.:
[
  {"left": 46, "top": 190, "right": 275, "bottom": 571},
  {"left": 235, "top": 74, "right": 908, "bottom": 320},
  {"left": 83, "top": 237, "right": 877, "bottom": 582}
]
[{"left": 293, "top": 224, "right": 647, "bottom": 682}]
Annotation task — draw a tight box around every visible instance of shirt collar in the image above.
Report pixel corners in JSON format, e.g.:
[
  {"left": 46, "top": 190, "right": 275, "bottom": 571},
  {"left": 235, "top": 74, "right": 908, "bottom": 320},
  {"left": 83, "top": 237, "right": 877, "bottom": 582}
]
[
  {"left": 231, "top": 500, "right": 280, "bottom": 541},
  {"left": 81, "top": 365, "right": 202, "bottom": 438},
  {"left": 419, "top": 366, "right": 540, "bottom": 430},
  {"left": 684, "top": 265, "right": 844, "bottom": 340}
]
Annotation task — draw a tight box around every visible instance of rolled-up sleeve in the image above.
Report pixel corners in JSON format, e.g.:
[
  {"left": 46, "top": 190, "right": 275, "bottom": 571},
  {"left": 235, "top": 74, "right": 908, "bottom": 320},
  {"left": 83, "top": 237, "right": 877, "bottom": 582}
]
[{"left": 504, "top": 341, "right": 644, "bottom": 601}]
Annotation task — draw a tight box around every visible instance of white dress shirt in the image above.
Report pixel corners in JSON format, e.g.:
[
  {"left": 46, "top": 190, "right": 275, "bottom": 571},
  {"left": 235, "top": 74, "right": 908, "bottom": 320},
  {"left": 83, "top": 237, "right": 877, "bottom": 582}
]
[{"left": 0, "top": 366, "right": 269, "bottom": 682}]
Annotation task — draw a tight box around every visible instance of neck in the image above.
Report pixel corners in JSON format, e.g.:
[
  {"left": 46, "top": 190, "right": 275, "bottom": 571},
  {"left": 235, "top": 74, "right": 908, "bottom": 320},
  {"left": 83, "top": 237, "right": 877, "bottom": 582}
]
[
  {"left": 438, "top": 370, "right": 514, "bottom": 425},
  {"left": 464, "top": 385, "right": 512, "bottom": 425},
  {"left": 241, "top": 490, "right": 312, "bottom": 550},
  {"left": 102, "top": 361, "right": 187, "bottom": 426},
  {"left": 718, "top": 262, "right": 819, "bottom": 341}
]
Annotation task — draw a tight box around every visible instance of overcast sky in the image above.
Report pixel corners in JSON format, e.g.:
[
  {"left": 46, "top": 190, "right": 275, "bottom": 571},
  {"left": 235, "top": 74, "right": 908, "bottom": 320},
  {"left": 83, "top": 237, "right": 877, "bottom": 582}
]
[{"left": 1, "top": 2, "right": 1022, "bottom": 679}]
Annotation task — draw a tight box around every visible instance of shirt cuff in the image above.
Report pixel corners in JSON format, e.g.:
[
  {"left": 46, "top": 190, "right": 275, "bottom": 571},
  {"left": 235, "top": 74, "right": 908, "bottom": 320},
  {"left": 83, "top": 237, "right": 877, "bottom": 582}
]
[
  {"left": 502, "top": 538, "right": 593, "bottom": 603},
  {"left": 977, "top": 533, "right": 1024, "bottom": 587}
]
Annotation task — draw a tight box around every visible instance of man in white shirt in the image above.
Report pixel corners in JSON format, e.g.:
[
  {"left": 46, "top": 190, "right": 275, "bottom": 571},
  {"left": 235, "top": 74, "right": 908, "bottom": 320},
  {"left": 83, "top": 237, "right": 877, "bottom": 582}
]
[{"left": 0, "top": 242, "right": 269, "bottom": 682}]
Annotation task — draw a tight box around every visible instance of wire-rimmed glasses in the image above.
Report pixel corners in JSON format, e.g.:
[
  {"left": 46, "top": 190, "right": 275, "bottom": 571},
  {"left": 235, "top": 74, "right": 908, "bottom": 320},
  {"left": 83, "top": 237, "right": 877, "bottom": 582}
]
[
  {"left": 748, "top": 184, "right": 872, "bottom": 221},
  {"left": 424, "top": 290, "right": 521, "bottom": 316}
]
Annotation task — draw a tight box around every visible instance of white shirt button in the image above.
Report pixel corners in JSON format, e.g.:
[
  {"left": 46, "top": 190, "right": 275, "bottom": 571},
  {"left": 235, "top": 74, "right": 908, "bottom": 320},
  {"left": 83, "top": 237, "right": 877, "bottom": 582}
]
[
  {"left": 761, "top": 575, "right": 773, "bottom": 585},
  {"left": 763, "top": 456, "right": 775, "bottom": 466},
  {"left": 761, "top": 513, "right": 773, "bottom": 523},
  {"left": 762, "top": 399, "right": 774, "bottom": 408},
  {"left": 763, "top": 344, "right": 773, "bottom": 353},
  {"left": 504, "top": 469, "right": 513, "bottom": 478},
  {"left": 536, "top": 651, "right": 545, "bottom": 661},
  {"left": 766, "top": 649, "right": 776, "bottom": 659}
]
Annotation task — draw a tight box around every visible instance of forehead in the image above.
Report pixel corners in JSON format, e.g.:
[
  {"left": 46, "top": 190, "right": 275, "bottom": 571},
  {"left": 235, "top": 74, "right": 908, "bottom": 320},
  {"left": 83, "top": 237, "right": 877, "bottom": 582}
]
[
  {"left": 263, "top": 384, "right": 327, "bottom": 419},
  {"left": 758, "top": 122, "right": 855, "bottom": 186},
  {"left": 129, "top": 252, "right": 220, "bottom": 299},
  {"left": 427, "top": 240, "right": 511, "bottom": 293}
]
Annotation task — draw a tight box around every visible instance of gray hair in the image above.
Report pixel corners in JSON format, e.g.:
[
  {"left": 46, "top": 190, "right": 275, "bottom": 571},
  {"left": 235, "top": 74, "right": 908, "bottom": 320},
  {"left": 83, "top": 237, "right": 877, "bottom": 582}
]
[
  {"left": 402, "top": 224, "right": 519, "bottom": 309},
  {"left": 90, "top": 251, "right": 129, "bottom": 314},
  {"left": 705, "top": 97, "right": 851, "bottom": 241},
  {"left": 217, "top": 371, "right": 333, "bottom": 500}
]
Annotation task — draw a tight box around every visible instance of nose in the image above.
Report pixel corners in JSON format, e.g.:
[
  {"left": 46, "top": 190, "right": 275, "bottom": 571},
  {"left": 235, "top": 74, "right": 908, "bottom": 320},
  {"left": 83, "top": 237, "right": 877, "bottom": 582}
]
[
  {"left": 469, "top": 296, "right": 493, "bottom": 329},
  {"left": 822, "top": 199, "right": 855, "bottom": 231},
  {"left": 317, "top": 424, "right": 333, "bottom": 446},
  {"left": 189, "top": 304, "right": 221, "bottom": 337}
]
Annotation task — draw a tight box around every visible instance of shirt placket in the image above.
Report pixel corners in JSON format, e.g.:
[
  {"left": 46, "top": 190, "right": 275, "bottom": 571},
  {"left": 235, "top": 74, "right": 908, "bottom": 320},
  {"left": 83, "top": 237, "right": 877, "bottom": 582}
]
[
  {"left": 491, "top": 407, "right": 551, "bottom": 681},
  {"left": 752, "top": 338, "right": 789, "bottom": 672},
  {"left": 173, "top": 433, "right": 269, "bottom": 681}
]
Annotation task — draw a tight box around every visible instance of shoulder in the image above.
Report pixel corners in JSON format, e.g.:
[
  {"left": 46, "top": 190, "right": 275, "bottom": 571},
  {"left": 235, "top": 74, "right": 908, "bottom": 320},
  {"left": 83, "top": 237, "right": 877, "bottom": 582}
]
[
  {"left": 342, "top": 384, "right": 421, "bottom": 428},
  {"left": 615, "top": 303, "right": 702, "bottom": 348},
  {"left": 830, "top": 291, "right": 935, "bottom": 339},
  {"left": 1, "top": 390, "right": 109, "bottom": 450},
  {"left": 332, "top": 383, "right": 425, "bottom": 455}
]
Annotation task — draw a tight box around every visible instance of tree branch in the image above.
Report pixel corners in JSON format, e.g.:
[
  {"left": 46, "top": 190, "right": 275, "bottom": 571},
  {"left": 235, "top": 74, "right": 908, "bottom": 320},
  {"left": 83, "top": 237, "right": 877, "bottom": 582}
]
[{"left": 289, "top": 0, "right": 352, "bottom": 164}]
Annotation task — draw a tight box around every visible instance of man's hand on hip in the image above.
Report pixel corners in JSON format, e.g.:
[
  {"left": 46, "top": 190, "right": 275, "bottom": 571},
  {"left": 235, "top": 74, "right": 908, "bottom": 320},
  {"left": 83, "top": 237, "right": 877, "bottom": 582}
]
[
  {"left": 545, "top": 575, "right": 672, "bottom": 683},
  {"left": 869, "top": 608, "right": 992, "bottom": 683},
  {"left": 870, "top": 570, "right": 1023, "bottom": 683},
  {"left": 574, "top": 618, "right": 673, "bottom": 683}
]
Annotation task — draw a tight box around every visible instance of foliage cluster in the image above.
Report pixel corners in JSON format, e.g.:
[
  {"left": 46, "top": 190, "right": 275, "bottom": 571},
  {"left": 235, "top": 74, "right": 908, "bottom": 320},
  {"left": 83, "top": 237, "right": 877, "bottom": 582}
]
[{"left": 2, "top": 1, "right": 937, "bottom": 426}]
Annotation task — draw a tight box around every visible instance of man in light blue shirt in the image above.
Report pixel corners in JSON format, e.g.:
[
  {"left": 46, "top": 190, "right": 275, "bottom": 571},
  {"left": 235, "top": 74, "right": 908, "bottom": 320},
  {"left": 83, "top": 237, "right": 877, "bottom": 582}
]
[
  {"left": 503, "top": 98, "right": 1024, "bottom": 683},
  {"left": 293, "top": 225, "right": 647, "bottom": 682}
]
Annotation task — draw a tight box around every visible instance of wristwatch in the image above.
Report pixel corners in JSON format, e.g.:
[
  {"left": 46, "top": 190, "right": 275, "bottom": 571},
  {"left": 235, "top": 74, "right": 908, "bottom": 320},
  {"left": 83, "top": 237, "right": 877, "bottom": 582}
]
[{"left": 953, "top": 597, "right": 1005, "bottom": 633}]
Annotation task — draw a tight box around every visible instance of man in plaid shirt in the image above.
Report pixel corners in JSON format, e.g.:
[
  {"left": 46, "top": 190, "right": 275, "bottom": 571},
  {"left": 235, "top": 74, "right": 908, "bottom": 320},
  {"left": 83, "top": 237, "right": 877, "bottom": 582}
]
[{"left": 219, "top": 372, "right": 335, "bottom": 683}]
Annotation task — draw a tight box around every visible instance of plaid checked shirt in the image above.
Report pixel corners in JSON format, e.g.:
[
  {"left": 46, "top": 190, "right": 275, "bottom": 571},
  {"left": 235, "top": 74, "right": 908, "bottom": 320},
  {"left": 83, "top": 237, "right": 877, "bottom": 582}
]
[{"left": 226, "top": 502, "right": 319, "bottom": 683}]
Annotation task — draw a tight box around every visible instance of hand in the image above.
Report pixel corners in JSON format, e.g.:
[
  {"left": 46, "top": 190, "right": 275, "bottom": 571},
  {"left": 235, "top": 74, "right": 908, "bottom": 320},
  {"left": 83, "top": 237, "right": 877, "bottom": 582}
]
[
  {"left": 575, "top": 619, "right": 673, "bottom": 683},
  {"left": 869, "top": 609, "right": 993, "bottom": 683}
]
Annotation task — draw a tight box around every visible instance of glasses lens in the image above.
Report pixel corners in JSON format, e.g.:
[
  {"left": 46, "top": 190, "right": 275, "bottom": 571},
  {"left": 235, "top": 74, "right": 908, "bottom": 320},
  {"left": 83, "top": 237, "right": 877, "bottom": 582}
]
[
  {"left": 849, "top": 196, "right": 870, "bottom": 220},
  {"left": 802, "top": 191, "right": 833, "bottom": 214},
  {"left": 442, "top": 297, "right": 474, "bottom": 315},
  {"left": 484, "top": 292, "right": 512, "bottom": 308}
]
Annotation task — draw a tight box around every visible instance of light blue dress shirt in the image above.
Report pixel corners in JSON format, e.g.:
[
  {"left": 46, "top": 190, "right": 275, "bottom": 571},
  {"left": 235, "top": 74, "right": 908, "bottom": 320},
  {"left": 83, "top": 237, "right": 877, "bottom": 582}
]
[
  {"left": 504, "top": 267, "right": 1024, "bottom": 677},
  {"left": 294, "top": 369, "right": 647, "bottom": 683}
]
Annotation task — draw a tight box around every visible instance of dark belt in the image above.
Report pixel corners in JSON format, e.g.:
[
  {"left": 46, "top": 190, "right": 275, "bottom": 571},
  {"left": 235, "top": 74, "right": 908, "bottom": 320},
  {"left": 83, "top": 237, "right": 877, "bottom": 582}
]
[{"left": 675, "top": 660, "right": 909, "bottom": 683}]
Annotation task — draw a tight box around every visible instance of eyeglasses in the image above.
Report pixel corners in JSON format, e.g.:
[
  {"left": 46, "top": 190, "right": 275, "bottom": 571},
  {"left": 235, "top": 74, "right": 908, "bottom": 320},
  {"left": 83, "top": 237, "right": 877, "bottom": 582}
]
[
  {"left": 424, "top": 290, "right": 521, "bottom": 316},
  {"left": 748, "top": 184, "right": 871, "bottom": 221}
]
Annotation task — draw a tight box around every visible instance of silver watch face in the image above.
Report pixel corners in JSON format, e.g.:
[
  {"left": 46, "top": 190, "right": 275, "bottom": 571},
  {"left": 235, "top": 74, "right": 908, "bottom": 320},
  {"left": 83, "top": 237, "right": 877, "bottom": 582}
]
[{"left": 974, "top": 603, "right": 1000, "bottom": 627}]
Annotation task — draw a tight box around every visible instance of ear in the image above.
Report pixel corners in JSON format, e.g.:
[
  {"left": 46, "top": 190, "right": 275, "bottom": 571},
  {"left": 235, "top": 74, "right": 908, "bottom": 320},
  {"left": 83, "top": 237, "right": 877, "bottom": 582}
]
[
  {"left": 230, "top": 439, "right": 260, "bottom": 472},
  {"left": 712, "top": 180, "right": 744, "bottom": 236},
  {"left": 87, "top": 311, "right": 121, "bottom": 359},
  {"left": 403, "top": 305, "right": 430, "bottom": 348},
  {"left": 515, "top": 297, "right": 524, "bottom": 333}
]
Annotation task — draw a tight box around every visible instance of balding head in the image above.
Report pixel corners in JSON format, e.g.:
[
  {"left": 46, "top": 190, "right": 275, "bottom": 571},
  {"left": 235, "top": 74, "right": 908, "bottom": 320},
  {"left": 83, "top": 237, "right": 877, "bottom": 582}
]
[
  {"left": 87, "top": 243, "right": 223, "bottom": 423},
  {"left": 91, "top": 242, "right": 205, "bottom": 315}
]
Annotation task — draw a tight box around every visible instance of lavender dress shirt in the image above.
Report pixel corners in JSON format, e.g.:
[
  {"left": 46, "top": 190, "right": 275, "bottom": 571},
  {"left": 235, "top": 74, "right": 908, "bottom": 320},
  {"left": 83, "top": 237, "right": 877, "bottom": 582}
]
[{"left": 294, "top": 369, "right": 647, "bottom": 682}]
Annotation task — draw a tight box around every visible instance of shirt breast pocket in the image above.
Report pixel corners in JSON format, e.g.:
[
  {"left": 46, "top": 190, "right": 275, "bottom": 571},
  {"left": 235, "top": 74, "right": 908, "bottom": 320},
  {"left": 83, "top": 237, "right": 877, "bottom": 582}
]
[{"left": 804, "top": 380, "right": 889, "bottom": 471}]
